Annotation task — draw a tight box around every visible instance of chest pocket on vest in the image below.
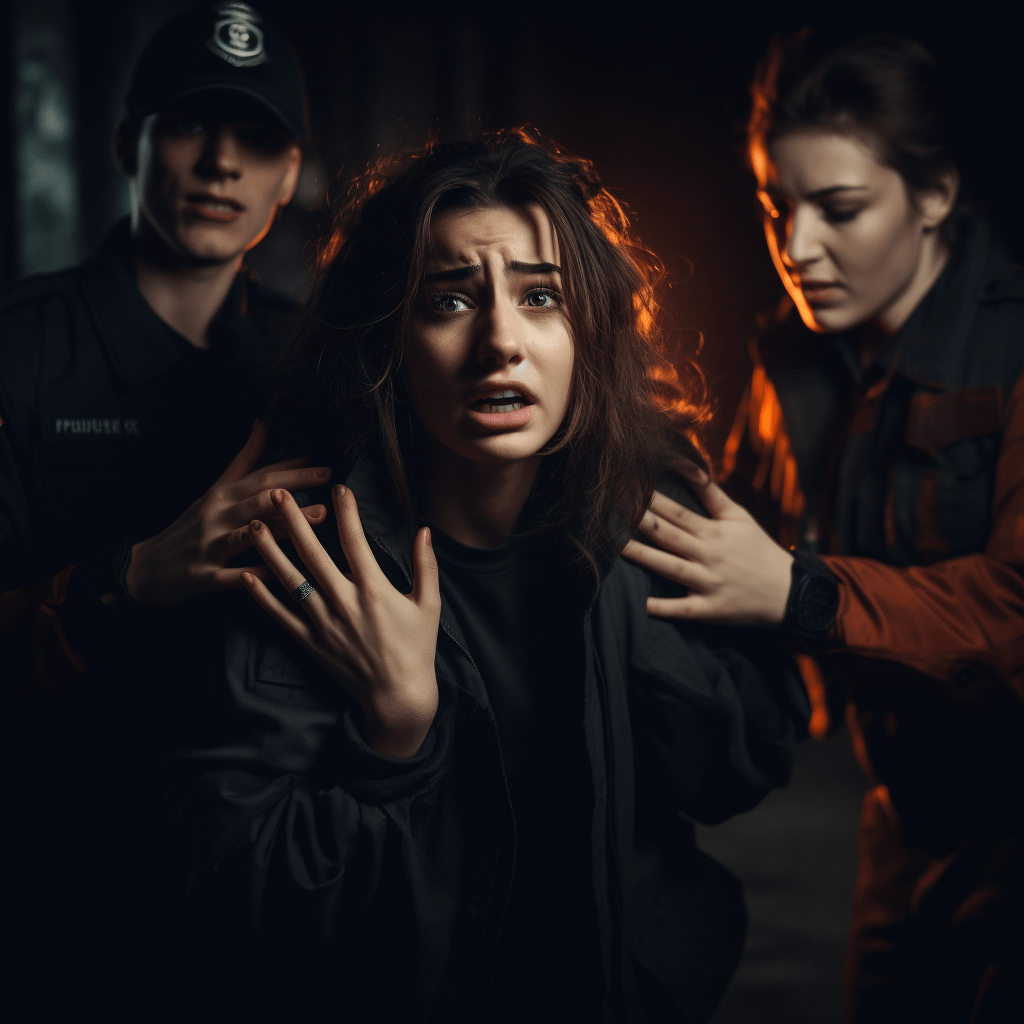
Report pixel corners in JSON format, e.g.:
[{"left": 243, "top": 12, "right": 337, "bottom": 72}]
[
  {"left": 246, "top": 635, "right": 328, "bottom": 708},
  {"left": 896, "top": 387, "right": 1003, "bottom": 562}
]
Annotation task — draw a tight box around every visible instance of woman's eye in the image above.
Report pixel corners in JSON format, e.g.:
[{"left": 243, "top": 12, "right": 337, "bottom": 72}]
[
  {"left": 430, "top": 293, "right": 471, "bottom": 314},
  {"left": 523, "top": 289, "right": 561, "bottom": 308},
  {"left": 823, "top": 207, "right": 861, "bottom": 224}
]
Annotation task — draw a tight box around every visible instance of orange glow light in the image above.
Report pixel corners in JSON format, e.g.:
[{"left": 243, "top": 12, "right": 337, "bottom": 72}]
[{"left": 796, "top": 653, "right": 829, "bottom": 740}]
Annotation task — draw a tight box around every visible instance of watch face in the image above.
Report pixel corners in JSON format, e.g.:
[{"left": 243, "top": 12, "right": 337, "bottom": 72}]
[{"left": 796, "top": 574, "right": 839, "bottom": 633}]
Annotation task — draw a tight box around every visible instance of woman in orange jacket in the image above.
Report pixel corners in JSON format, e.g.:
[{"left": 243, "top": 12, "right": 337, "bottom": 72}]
[{"left": 623, "top": 31, "right": 1024, "bottom": 1023}]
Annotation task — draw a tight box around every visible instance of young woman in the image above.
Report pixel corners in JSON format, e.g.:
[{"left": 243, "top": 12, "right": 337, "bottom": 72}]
[
  {"left": 166, "top": 132, "right": 809, "bottom": 1022},
  {"left": 623, "top": 33, "right": 1024, "bottom": 1024}
]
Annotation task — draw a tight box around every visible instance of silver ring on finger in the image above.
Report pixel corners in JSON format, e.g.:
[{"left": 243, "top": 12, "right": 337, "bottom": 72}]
[{"left": 292, "top": 580, "right": 315, "bottom": 603}]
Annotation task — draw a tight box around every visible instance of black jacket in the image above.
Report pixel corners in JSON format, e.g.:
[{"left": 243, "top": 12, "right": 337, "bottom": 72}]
[
  {"left": 728, "top": 217, "right": 1024, "bottom": 564},
  {"left": 0, "top": 221, "right": 299, "bottom": 1020},
  {"left": 723, "top": 217, "right": 1024, "bottom": 854},
  {"left": 167, "top": 458, "right": 809, "bottom": 1023}
]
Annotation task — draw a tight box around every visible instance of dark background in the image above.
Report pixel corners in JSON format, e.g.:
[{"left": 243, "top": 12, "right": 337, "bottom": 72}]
[
  {"left": 5, "top": 0, "right": 1023, "bottom": 452},
  {"left": 2, "top": 2, "right": 1019, "bottom": 1020}
]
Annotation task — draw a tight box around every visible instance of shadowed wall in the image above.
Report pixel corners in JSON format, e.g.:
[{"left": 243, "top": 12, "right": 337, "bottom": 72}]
[{"left": 2, "top": 4, "right": 1020, "bottom": 1020}]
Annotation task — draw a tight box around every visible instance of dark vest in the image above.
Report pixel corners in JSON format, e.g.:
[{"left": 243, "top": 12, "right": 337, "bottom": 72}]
[
  {"left": 761, "top": 217, "right": 1024, "bottom": 564},
  {"left": 727, "top": 218, "right": 1024, "bottom": 854}
]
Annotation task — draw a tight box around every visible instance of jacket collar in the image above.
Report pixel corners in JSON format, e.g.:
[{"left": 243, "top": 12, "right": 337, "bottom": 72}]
[
  {"left": 868, "top": 217, "right": 1024, "bottom": 387},
  {"left": 77, "top": 218, "right": 249, "bottom": 388},
  {"left": 338, "top": 457, "right": 487, "bottom": 687},
  {"left": 340, "top": 456, "right": 600, "bottom": 617},
  {"left": 342, "top": 457, "right": 422, "bottom": 587}
]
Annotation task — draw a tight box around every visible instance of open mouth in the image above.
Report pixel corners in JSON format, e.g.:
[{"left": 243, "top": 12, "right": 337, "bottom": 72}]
[{"left": 470, "top": 389, "right": 527, "bottom": 414}]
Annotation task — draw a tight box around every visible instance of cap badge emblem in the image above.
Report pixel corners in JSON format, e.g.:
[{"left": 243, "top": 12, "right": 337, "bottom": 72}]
[{"left": 206, "top": 2, "right": 268, "bottom": 68}]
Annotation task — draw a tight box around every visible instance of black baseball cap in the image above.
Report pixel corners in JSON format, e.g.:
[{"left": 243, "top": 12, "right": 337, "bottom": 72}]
[{"left": 125, "top": 3, "right": 308, "bottom": 139}]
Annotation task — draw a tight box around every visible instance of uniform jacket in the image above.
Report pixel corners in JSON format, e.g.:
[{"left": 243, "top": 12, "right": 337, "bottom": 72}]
[
  {"left": 166, "top": 458, "right": 810, "bottom": 1023},
  {"left": 0, "top": 218, "right": 296, "bottom": 593},
  {"left": 0, "top": 220, "right": 298, "bottom": 1019},
  {"left": 722, "top": 217, "right": 1024, "bottom": 853},
  {"left": 0, "top": 217, "right": 298, "bottom": 696}
]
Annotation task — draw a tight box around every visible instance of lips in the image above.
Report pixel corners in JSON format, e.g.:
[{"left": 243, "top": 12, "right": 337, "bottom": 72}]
[
  {"left": 464, "top": 382, "right": 536, "bottom": 429},
  {"left": 797, "top": 280, "right": 842, "bottom": 306},
  {"left": 470, "top": 388, "right": 527, "bottom": 414},
  {"left": 185, "top": 193, "right": 245, "bottom": 222}
]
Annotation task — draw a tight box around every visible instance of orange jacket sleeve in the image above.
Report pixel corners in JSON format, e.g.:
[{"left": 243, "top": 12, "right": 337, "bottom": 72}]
[{"left": 821, "top": 371, "right": 1024, "bottom": 702}]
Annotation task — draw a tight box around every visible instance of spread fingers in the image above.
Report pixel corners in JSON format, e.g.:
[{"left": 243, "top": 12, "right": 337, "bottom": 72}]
[
  {"left": 621, "top": 538, "right": 708, "bottom": 590},
  {"left": 216, "top": 503, "right": 327, "bottom": 559},
  {"left": 241, "top": 570, "right": 316, "bottom": 647},
  {"left": 636, "top": 509, "right": 702, "bottom": 560},
  {"left": 649, "top": 491, "right": 708, "bottom": 534},
  {"left": 247, "top": 519, "right": 330, "bottom": 619},
  {"left": 230, "top": 465, "right": 331, "bottom": 503},
  {"left": 332, "top": 485, "right": 388, "bottom": 589},
  {"left": 269, "top": 489, "right": 349, "bottom": 601}
]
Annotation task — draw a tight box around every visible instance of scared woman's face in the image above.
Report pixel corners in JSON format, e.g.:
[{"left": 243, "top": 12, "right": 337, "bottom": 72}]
[
  {"left": 403, "top": 203, "right": 574, "bottom": 467},
  {"left": 753, "top": 129, "right": 955, "bottom": 334}
]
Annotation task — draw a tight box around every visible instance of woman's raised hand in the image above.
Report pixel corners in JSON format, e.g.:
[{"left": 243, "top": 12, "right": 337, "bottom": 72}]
[
  {"left": 621, "top": 461, "right": 794, "bottom": 627},
  {"left": 242, "top": 485, "right": 441, "bottom": 759}
]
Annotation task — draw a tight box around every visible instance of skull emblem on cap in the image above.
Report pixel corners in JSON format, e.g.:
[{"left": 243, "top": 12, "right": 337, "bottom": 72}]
[{"left": 206, "top": 2, "right": 268, "bottom": 68}]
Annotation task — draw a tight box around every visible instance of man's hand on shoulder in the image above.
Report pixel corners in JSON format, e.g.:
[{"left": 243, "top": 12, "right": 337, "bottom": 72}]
[{"left": 125, "top": 420, "right": 330, "bottom": 608}]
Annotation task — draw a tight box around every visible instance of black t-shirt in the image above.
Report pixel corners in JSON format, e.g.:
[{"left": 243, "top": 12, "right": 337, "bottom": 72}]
[{"left": 431, "top": 528, "right": 603, "bottom": 1015}]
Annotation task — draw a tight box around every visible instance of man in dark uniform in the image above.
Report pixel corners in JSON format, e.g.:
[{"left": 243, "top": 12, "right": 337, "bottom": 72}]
[
  {"left": 1, "top": 2, "right": 328, "bottom": 646},
  {"left": 0, "top": 5, "right": 328, "bottom": 1017}
]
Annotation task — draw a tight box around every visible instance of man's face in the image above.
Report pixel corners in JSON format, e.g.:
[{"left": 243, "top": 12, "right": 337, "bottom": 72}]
[{"left": 130, "top": 101, "right": 301, "bottom": 266}]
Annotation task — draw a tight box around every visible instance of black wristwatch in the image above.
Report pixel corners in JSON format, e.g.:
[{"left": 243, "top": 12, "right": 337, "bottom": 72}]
[{"left": 783, "top": 551, "right": 839, "bottom": 652}]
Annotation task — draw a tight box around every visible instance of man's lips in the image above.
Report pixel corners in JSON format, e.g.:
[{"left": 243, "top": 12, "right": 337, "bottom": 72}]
[{"left": 184, "top": 193, "right": 245, "bottom": 222}]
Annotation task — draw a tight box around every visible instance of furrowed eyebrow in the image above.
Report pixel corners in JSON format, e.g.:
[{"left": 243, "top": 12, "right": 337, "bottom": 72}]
[
  {"left": 506, "top": 261, "right": 561, "bottom": 275},
  {"left": 424, "top": 265, "right": 483, "bottom": 283},
  {"left": 423, "top": 260, "right": 561, "bottom": 283}
]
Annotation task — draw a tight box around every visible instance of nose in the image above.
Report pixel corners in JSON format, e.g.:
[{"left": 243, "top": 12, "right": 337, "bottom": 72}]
[
  {"left": 781, "top": 204, "right": 824, "bottom": 270},
  {"left": 474, "top": 291, "right": 525, "bottom": 369},
  {"left": 196, "top": 125, "right": 242, "bottom": 181}
]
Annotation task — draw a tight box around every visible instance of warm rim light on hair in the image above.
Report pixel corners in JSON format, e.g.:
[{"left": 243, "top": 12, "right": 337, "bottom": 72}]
[{"left": 277, "top": 129, "right": 711, "bottom": 578}]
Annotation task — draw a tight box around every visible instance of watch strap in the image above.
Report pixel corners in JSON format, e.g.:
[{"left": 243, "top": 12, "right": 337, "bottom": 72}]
[{"left": 783, "top": 550, "right": 840, "bottom": 652}]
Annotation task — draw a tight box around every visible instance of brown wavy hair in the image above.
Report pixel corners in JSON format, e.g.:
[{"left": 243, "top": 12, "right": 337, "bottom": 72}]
[{"left": 281, "top": 129, "right": 708, "bottom": 574}]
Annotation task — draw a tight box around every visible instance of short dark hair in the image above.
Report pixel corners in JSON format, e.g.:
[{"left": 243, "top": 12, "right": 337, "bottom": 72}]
[
  {"left": 278, "top": 130, "right": 707, "bottom": 575},
  {"left": 749, "top": 32, "right": 962, "bottom": 238}
]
